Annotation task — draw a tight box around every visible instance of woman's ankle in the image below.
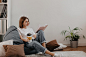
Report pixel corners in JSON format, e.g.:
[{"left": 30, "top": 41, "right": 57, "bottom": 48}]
[{"left": 42, "top": 43, "right": 46, "bottom": 48}]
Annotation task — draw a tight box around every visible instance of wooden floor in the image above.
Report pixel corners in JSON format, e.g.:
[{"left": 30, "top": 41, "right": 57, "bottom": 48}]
[{"left": 62, "top": 46, "right": 86, "bottom": 53}]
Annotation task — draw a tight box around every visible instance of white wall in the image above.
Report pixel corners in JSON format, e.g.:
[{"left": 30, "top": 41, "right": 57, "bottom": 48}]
[{"left": 11, "top": 0, "right": 86, "bottom": 46}]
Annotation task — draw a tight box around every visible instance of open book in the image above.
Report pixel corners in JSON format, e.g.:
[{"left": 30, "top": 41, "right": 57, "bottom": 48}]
[{"left": 35, "top": 24, "right": 48, "bottom": 33}]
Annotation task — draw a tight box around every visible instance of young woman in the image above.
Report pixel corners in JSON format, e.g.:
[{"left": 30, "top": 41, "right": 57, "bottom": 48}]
[{"left": 17, "top": 16, "right": 62, "bottom": 57}]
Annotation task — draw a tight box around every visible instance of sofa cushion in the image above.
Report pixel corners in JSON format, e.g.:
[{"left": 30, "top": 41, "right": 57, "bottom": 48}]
[
  {"left": 54, "top": 43, "right": 67, "bottom": 50},
  {"left": 0, "top": 40, "right": 13, "bottom": 57},
  {"left": 3, "top": 44, "right": 25, "bottom": 57},
  {"left": 46, "top": 39, "right": 60, "bottom": 51},
  {"left": 3, "top": 26, "right": 24, "bottom": 44}
]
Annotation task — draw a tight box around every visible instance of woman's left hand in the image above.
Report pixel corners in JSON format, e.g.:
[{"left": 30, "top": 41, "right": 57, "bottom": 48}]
[{"left": 33, "top": 34, "right": 36, "bottom": 38}]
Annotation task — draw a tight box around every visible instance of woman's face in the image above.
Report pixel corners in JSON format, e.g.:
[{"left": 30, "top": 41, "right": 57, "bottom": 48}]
[{"left": 23, "top": 19, "right": 29, "bottom": 27}]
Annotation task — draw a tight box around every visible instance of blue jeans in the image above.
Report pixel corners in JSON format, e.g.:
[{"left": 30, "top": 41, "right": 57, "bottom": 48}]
[{"left": 24, "top": 30, "right": 47, "bottom": 54}]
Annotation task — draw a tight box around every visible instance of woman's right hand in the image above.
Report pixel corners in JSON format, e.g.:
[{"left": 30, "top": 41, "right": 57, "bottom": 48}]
[
  {"left": 25, "top": 38, "right": 30, "bottom": 42},
  {"left": 24, "top": 39, "right": 29, "bottom": 42},
  {"left": 20, "top": 35, "right": 30, "bottom": 42}
]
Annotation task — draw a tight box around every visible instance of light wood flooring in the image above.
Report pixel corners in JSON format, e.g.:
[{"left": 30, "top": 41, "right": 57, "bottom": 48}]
[{"left": 59, "top": 46, "right": 86, "bottom": 53}]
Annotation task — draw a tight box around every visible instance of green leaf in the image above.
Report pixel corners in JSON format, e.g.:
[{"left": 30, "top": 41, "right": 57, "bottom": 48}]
[
  {"left": 80, "top": 28, "right": 82, "bottom": 30},
  {"left": 73, "top": 27, "right": 79, "bottom": 30},
  {"left": 83, "top": 35, "right": 85, "bottom": 38},
  {"left": 61, "top": 30, "right": 69, "bottom": 35},
  {"left": 73, "top": 27, "right": 82, "bottom": 31},
  {"left": 65, "top": 36, "right": 71, "bottom": 38},
  {"left": 68, "top": 26, "right": 71, "bottom": 32},
  {"left": 75, "top": 32, "right": 79, "bottom": 34}
]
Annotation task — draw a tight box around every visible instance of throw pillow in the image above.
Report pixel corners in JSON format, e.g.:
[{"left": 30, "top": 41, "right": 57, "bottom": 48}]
[
  {"left": 46, "top": 39, "right": 60, "bottom": 51},
  {"left": 0, "top": 40, "right": 13, "bottom": 57},
  {"left": 3, "top": 44, "right": 25, "bottom": 57}
]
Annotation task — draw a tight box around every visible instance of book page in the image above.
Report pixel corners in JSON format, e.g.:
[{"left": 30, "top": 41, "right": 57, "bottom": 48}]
[{"left": 36, "top": 24, "right": 48, "bottom": 33}]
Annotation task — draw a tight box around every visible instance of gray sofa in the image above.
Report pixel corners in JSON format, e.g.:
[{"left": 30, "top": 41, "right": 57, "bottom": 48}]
[{"left": 3, "top": 25, "right": 38, "bottom": 55}]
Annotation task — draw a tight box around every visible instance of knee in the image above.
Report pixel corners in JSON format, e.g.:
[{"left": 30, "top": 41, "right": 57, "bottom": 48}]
[
  {"left": 39, "top": 30, "right": 43, "bottom": 32},
  {"left": 38, "top": 30, "right": 44, "bottom": 33}
]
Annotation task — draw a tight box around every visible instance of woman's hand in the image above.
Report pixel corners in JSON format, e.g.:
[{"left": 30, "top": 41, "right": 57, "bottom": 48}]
[
  {"left": 20, "top": 35, "right": 30, "bottom": 42},
  {"left": 21, "top": 38, "right": 30, "bottom": 42},
  {"left": 24, "top": 38, "right": 30, "bottom": 42}
]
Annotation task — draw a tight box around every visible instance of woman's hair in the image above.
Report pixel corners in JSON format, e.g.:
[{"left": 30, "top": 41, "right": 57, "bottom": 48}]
[{"left": 19, "top": 16, "right": 29, "bottom": 28}]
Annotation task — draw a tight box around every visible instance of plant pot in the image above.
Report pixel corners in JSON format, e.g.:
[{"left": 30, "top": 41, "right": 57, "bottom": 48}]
[{"left": 70, "top": 40, "right": 78, "bottom": 48}]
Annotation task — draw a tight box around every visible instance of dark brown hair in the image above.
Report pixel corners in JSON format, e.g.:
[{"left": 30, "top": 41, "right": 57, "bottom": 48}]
[{"left": 19, "top": 16, "right": 29, "bottom": 28}]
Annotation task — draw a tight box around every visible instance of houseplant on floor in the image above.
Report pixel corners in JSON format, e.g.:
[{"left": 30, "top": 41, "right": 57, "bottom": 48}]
[{"left": 61, "top": 26, "right": 85, "bottom": 48}]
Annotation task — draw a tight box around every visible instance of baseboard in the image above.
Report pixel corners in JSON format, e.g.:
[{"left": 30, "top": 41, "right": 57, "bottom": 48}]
[{"left": 64, "top": 43, "right": 86, "bottom": 46}]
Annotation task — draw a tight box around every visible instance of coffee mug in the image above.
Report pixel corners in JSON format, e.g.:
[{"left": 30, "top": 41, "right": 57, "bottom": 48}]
[{"left": 27, "top": 36, "right": 32, "bottom": 40}]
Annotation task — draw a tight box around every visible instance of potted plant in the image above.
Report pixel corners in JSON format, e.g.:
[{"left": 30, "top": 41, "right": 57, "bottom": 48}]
[{"left": 61, "top": 26, "right": 85, "bottom": 48}]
